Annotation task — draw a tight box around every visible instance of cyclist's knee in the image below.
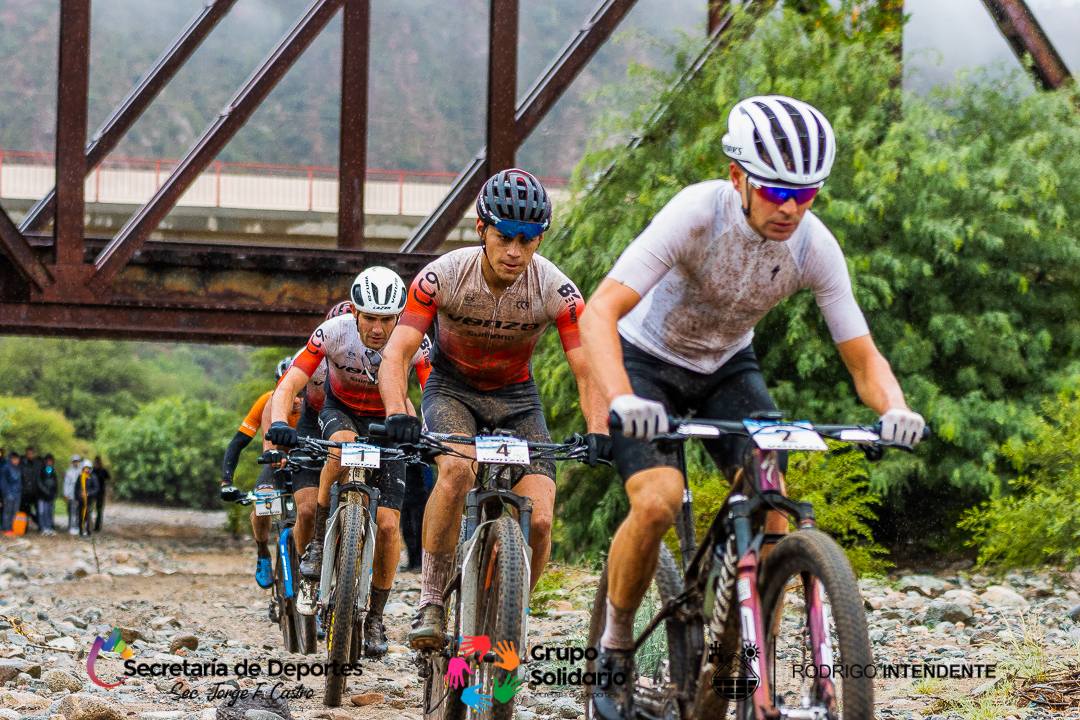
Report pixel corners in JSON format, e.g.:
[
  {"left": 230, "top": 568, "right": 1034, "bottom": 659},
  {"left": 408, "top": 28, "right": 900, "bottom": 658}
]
[
  {"left": 376, "top": 509, "right": 399, "bottom": 535},
  {"left": 433, "top": 459, "right": 472, "bottom": 498},
  {"left": 529, "top": 512, "right": 552, "bottom": 542},
  {"left": 295, "top": 502, "right": 315, "bottom": 527}
]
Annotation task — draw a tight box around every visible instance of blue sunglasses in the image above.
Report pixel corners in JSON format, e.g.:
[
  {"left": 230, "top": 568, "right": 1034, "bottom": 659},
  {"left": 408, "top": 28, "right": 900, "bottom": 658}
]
[{"left": 492, "top": 218, "right": 546, "bottom": 240}]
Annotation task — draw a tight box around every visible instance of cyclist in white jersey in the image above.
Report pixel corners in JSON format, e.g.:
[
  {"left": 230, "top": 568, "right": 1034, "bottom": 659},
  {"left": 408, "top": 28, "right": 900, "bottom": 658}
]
[{"left": 579, "top": 95, "right": 926, "bottom": 719}]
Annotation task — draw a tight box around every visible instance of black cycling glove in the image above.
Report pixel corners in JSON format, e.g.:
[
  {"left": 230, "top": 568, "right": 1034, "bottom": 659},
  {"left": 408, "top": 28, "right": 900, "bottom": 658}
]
[
  {"left": 266, "top": 421, "right": 298, "bottom": 447},
  {"left": 584, "top": 433, "right": 613, "bottom": 467},
  {"left": 219, "top": 484, "right": 243, "bottom": 502},
  {"left": 385, "top": 414, "right": 421, "bottom": 444}
]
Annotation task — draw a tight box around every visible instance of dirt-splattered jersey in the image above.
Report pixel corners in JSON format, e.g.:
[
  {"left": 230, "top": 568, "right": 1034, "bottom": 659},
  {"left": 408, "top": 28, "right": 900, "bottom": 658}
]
[
  {"left": 398, "top": 247, "right": 584, "bottom": 391},
  {"left": 292, "top": 314, "right": 432, "bottom": 416},
  {"left": 289, "top": 348, "right": 329, "bottom": 413},
  {"left": 608, "top": 180, "right": 869, "bottom": 373}
]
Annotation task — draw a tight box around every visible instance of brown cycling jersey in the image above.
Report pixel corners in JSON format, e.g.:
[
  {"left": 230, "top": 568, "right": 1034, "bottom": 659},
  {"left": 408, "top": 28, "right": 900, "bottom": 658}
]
[
  {"left": 293, "top": 314, "right": 432, "bottom": 416},
  {"left": 398, "top": 247, "right": 584, "bottom": 391}
]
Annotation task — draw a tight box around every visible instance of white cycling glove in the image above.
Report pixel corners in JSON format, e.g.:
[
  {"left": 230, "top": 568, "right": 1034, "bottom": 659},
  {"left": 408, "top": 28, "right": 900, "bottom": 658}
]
[
  {"left": 610, "top": 394, "right": 669, "bottom": 440},
  {"left": 879, "top": 408, "right": 925, "bottom": 447}
]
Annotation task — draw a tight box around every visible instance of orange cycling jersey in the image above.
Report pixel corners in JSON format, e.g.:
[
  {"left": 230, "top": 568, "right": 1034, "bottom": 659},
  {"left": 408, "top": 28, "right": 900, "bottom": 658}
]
[
  {"left": 239, "top": 390, "right": 300, "bottom": 438},
  {"left": 399, "top": 247, "right": 584, "bottom": 391},
  {"left": 293, "top": 314, "right": 432, "bottom": 416}
]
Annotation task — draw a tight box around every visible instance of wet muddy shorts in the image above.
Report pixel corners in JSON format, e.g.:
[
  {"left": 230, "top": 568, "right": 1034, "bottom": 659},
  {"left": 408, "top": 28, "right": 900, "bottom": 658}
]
[
  {"left": 290, "top": 399, "right": 322, "bottom": 492},
  {"left": 612, "top": 337, "right": 786, "bottom": 481},
  {"left": 421, "top": 366, "right": 556, "bottom": 482}
]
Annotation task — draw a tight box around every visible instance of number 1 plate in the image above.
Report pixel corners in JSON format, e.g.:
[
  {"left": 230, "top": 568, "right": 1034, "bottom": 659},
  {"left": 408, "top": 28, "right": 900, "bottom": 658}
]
[
  {"left": 475, "top": 436, "right": 530, "bottom": 465},
  {"left": 340, "top": 442, "right": 381, "bottom": 468}
]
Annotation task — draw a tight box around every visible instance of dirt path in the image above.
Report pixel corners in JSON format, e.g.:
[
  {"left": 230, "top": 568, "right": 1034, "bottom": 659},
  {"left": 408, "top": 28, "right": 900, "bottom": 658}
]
[{"left": 1, "top": 503, "right": 1078, "bottom": 720}]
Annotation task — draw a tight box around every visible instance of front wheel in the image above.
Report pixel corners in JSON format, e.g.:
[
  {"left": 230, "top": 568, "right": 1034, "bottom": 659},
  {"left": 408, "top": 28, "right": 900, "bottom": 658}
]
[
  {"left": 323, "top": 495, "right": 365, "bottom": 707},
  {"left": 754, "top": 529, "right": 874, "bottom": 718}
]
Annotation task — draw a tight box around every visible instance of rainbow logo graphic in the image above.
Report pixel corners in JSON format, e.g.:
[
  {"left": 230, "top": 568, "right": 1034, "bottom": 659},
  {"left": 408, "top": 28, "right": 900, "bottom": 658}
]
[{"left": 86, "top": 627, "right": 134, "bottom": 689}]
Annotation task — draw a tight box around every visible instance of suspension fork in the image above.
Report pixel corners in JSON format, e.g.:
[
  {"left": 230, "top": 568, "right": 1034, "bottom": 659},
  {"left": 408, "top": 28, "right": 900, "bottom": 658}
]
[{"left": 674, "top": 441, "right": 697, "bottom": 572}]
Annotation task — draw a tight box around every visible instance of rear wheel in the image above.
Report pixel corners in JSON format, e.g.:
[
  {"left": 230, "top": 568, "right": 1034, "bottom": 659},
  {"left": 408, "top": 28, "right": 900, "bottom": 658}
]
[
  {"left": 586, "top": 543, "right": 689, "bottom": 720},
  {"left": 423, "top": 534, "right": 465, "bottom": 720},
  {"left": 323, "top": 495, "right": 365, "bottom": 707},
  {"left": 288, "top": 535, "right": 317, "bottom": 655}
]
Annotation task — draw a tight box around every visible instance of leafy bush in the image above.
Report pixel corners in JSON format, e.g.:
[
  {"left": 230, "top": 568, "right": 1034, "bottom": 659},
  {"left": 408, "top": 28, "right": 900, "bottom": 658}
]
[
  {"left": 97, "top": 396, "right": 235, "bottom": 509},
  {"left": 0, "top": 395, "right": 87, "bottom": 463},
  {"left": 959, "top": 390, "right": 1080, "bottom": 568},
  {"left": 538, "top": 4, "right": 1080, "bottom": 558}
]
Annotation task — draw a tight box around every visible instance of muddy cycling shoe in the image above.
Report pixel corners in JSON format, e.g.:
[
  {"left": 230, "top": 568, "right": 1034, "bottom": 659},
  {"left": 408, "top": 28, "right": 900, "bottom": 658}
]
[
  {"left": 255, "top": 556, "right": 273, "bottom": 589},
  {"left": 590, "top": 647, "right": 635, "bottom": 720},
  {"left": 299, "top": 539, "right": 323, "bottom": 579},
  {"left": 363, "top": 612, "right": 388, "bottom": 658},
  {"left": 407, "top": 604, "right": 446, "bottom": 650}
]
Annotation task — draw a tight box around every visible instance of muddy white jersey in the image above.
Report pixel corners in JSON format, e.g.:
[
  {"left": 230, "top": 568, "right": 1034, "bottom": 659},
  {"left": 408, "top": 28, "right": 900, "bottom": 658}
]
[{"left": 608, "top": 180, "right": 869, "bottom": 373}]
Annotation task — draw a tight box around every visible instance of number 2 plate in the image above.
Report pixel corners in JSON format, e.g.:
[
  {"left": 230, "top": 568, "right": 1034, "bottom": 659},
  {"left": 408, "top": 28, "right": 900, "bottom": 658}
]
[
  {"left": 475, "top": 436, "right": 530, "bottom": 465},
  {"left": 340, "top": 442, "right": 381, "bottom": 468}
]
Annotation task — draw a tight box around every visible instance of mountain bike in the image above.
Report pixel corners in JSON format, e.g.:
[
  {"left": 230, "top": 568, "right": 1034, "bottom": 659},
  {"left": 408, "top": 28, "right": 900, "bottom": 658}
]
[
  {"left": 587, "top": 412, "right": 929, "bottom": 719},
  {"left": 370, "top": 427, "right": 601, "bottom": 720},
  {"left": 232, "top": 453, "right": 317, "bottom": 656},
  {"left": 288, "top": 435, "right": 417, "bottom": 707}
]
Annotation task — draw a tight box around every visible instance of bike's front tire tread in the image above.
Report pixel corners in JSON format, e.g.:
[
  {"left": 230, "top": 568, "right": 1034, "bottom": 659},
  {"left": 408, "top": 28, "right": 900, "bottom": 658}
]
[{"left": 323, "top": 496, "right": 365, "bottom": 707}]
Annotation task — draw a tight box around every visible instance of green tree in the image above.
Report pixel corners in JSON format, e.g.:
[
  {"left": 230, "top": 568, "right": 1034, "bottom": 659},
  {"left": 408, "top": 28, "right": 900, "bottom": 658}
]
[
  {"left": 538, "top": 5, "right": 1080, "bottom": 557},
  {"left": 96, "top": 396, "right": 235, "bottom": 509},
  {"left": 0, "top": 395, "right": 86, "bottom": 463}
]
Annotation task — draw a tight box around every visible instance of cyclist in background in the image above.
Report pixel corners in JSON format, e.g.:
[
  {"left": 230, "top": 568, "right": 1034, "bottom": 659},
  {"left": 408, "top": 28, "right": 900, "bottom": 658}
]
[
  {"left": 269, "top": 268, "right": 431, "bottom": 658},
  {"left": 378, "top": 168, "right": 608, "bottom": 649},
  {"left": 578, "top": 96, "right": 926, "bottom": 718},
  {"left": 220, "top": 359, "right": 301, "bottom": 589}
]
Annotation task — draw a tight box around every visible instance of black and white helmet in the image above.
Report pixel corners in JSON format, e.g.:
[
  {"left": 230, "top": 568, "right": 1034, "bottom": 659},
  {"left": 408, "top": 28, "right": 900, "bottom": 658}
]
[
  {"left": 275, "top": 356, "right": 292, "bottom": 381},
  {"left": 350, "top": 266, "right": 407, "bottom": 316},
  {"left": 476, "top": 168, "right": 552, "bottom": 229},
  {"left": 722, "top": 95, "right": 836, "bottom": 188}
]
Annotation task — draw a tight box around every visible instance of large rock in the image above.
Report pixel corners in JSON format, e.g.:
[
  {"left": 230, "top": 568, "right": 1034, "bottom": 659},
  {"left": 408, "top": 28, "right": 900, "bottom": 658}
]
[
  {"left": 0, "top": 689, "right": 51, "bottom": 711},
  {"left": 980, "top": 585, "right": 1029, "bottom": 609},
  {"left": 896, "top": 575, "right": 950, "bottom": 598},
  {"left": 169, "top": 635, "right": 199, "bottom": 653},
  {"left": 0, "top": 708, "right": 19, "bottom": 720},
  {"left": 42, "top": 669, "right": 83, "bottom": 693},
  {"left": 350, "top": 693, "right": 382, "bottom": 707},
  {"left": 922, "top": 600, "right": 974, "bottom": 625},
  {"left": 942, "top": 589, "right": 980, "bottom": 606},
  {"left": 551, "top": 697, "right": 580, "bottom": 719},
  {"left": 0, "top": 659, "right": 41, "bottom": 682},
  {"left": 56, "top": 694, "right": 125, "bottom": 720},
  {"left": 216, "top": 694, "right": 293, "bottom": 720}
]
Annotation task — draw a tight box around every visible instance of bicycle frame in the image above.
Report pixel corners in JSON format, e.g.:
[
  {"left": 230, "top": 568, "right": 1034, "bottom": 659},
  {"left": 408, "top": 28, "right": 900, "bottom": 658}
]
[{"left": 317, "top": 467, "right": 381, "bottom": 625}]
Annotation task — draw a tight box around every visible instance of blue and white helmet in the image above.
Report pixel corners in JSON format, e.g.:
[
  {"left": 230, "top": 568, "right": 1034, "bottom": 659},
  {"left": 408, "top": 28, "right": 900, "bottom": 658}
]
[{"left": 722, "top": 95, "right": 836, "bottom": 188}]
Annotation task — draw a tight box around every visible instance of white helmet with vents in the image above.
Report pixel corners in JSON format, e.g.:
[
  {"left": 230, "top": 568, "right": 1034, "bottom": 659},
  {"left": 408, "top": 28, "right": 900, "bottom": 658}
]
[
  {"left": 722, "top": 95, "right": 836, "bottom": 188},
  {"left": 350, "top": 266, "right": 407, "bottom": 316}
]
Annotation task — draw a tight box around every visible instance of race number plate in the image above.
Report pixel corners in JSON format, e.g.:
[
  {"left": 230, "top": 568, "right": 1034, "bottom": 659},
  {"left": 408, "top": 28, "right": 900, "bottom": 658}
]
[
  {"left": 254, "top": 493, "right": 282, "bottom": 517},
  {"left": 743, "top": 420, "right": 827, "bottom": 451},
  {"left": 340, "top": 442, "right": 381, "bottom": 469},
  {"left": 475, "top": 436, "right": 531, "bottom": 465}
]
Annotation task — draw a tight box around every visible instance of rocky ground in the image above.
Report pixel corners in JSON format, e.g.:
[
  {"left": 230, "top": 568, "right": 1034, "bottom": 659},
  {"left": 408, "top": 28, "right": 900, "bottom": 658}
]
[{"left": 0, "top": 503, "right": 1077, "bottom": 720}]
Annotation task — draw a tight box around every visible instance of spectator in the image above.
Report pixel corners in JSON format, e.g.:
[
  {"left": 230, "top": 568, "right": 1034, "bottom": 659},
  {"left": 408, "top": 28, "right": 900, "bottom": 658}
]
[
  {"left": 91, "top": 456, "right": 110, "bottom": 533},
  {"left": 20, "top": 446, "right": 42, "bottom": 530},
  {"left": 63, "top": 455, "right": 81, "bottom": 535},
  {"left": 1, "top": 452, "right": 22, "bottom": 534},
  {"left": 36, "top": 454, "right": 58, "bottom": 535},
  {"left": 76, "top": 460, "right": 99, "bottom": 537}
]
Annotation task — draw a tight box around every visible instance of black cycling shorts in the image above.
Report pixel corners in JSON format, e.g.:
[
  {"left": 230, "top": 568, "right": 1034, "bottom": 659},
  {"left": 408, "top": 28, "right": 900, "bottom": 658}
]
[
  {"left": 317, "top": 386, "right": 405, "bottom": 512},
  {"left": 612, "top": 338, "right": 786, "bottom": 481},
  {"left": 421, "top": 366, "right": 555, "bottom": 482},
  {"left": 291, "top": 399, "right": 322, "bottom": 492}
]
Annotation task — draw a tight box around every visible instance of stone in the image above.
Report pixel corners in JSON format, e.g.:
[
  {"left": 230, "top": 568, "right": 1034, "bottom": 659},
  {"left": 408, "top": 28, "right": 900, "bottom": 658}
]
[
  {"left": 56, "top": 694, "right": 125, "bottom": 720},
  {"left": 942, "top": 589, "right": 979, "bottom": 606},
  {"left": 552, "top": 697, "right": 580, "bottom": 719},
  {"left": 140, "top": 713, "right": 187, "bottom": 720},
  {"left": 351, "top": 693, "right": 383, "bottom": 706},
  {"left": 150, "top": 616, "right": 181, "bottom": 630},
  {"left": 169, "top": 635, "right": 199, "bottom": 653},
  {"left": 243, "top": 713, "right": 285, "bottom": 720},
  {"left": 383, "top": 602, "right": 411, "bottom": 617},
  {"left": 923, "top": 600, "right": 974, "bottom": 625},
  {"left": 980, "top": 585, "right": 1029, "bottom": 609},
  {"left": 106, "top": 566, "right": 141, "bottom": 577},
  {"left": 551, "top": 600, "right": 574, "bottom": 613},
  {"left": 1067, "top": 604, "right": 1080, "bottom": 622},
  {"left": 47, "top": 637, "right": 78, "bottom": 652},
  {"left": 216, "top": 695, "right": 293, "bottom": 720},
  {"left": 42, "top": 669, "right": 83, "bottom": 693},
  {"left": 516, "top": 711, "right": 537, "bottom": 720},
  {"left": 0, "top": 709, "right": 19, "bottom": 720},
  {"left": 896, "top": 575, "right": 950, "bottom": 598},
  {"left": 0, "top": 659, "right": 41, "bottom": 682},
  {"left": 117, "top": 627, "right": 143, "bottom": 644},
  {"left": 1, "top": 689, "right": 51, "bottom": 710},
  {"left": 112, "top": 552, "right": 130, "bottom": 564}
]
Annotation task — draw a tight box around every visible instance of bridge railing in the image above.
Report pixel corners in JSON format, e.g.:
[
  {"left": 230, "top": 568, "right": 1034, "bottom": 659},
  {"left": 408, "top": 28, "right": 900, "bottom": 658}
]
[{"left": 0, "top": 148, "right": 568, "bottom": 217}]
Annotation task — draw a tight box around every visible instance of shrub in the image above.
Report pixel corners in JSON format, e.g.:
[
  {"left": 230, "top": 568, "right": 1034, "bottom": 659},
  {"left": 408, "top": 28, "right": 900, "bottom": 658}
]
[{"left": 0, "top": 395, "right": 87, "bottom": 463}]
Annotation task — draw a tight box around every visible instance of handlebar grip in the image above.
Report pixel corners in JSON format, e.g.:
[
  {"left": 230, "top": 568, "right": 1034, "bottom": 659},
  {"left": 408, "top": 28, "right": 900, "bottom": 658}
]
[
  {"left": 368, "top": 423, "right": 387, "bottom": 437},
  {"left": 607, "top": 411, "right": 622, "bottom": 434},
  {"left": 256, "top": 450, "right": 282, "bottom": 465}
]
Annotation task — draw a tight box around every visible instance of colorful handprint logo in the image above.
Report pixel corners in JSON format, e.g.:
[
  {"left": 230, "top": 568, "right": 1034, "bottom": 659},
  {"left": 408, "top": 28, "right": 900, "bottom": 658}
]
[{"left": 449, "top": 635, "right": 523, "bottom": 710}]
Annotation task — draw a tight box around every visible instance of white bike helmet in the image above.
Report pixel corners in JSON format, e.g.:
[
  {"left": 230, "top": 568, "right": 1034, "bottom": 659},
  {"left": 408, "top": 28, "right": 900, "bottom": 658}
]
[
  {"left": 721, "top": 95, "right": 835, "bottom": 188},
  {"left": 350, "top": 266, "right": 407, "bottom": 316}
]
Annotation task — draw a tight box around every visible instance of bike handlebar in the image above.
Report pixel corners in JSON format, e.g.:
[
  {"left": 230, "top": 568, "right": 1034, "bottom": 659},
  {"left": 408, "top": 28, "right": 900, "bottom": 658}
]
[{"left": 368, "top": 423, "right": 598, "bottom": 463}]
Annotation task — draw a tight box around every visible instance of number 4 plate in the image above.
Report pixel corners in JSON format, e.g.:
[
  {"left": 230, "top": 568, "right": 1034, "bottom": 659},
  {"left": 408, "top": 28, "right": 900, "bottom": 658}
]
[
  {"left": 340, "top": 442, "right": 381, "bottom": 468},
  {"left": 475, "top": 436, "right": 530, "bottom": 465}
]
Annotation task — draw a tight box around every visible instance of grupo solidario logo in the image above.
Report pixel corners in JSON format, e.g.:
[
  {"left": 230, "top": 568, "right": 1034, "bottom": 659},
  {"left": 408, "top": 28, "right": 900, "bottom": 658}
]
[{"left": 710, "top": 641, "right": 760, "bottom": 702}]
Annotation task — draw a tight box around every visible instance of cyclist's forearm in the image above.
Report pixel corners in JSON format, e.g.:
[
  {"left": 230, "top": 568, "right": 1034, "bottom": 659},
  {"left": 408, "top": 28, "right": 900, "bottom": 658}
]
[
  {"left": 222, "top": 432, "right": 253, "bottom": 483},
  {"left": 270, "top": 368, "right": 307, "bottom": 424},
  {"left": 580, "top": 307, "right": 634, "bottom": 403},
  {"left": 566, "top": 347, "right": 608, "bottom": 432},
  {"left": 379, "top": 341, "right": 413, "bottom": 416}
]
